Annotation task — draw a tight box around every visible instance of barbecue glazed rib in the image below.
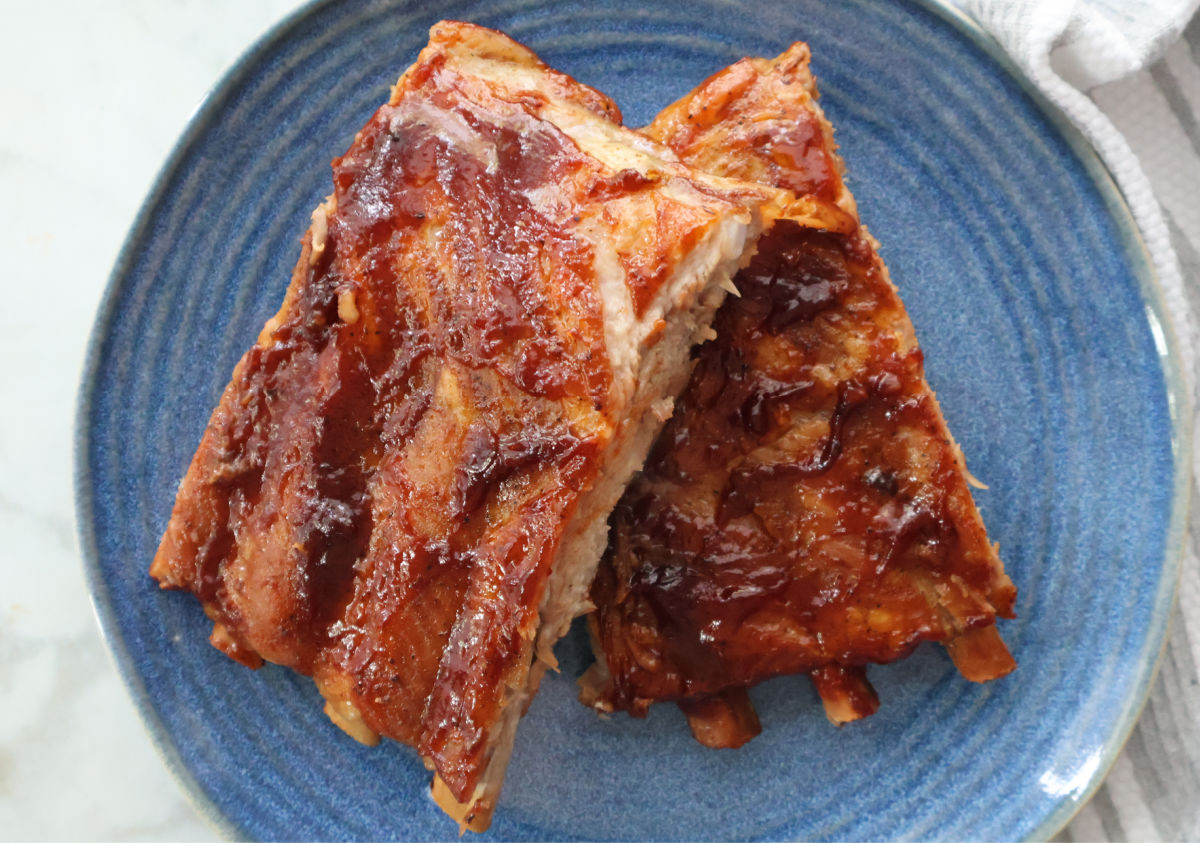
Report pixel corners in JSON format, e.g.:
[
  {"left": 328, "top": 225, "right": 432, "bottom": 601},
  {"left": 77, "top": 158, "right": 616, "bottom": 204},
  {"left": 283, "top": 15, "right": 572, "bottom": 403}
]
[
  {"left": 150, "top": 22, "right": 785, "bottom": 829},
  {"left": 584, "top": 43, "right": 1017, "bottom": 747}
]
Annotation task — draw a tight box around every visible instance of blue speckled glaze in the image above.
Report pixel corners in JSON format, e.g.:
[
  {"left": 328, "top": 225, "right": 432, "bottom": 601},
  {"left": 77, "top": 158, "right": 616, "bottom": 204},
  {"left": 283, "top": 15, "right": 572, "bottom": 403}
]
[{"left": 75, "top": 0, "right": 1188, "bottom": 840}]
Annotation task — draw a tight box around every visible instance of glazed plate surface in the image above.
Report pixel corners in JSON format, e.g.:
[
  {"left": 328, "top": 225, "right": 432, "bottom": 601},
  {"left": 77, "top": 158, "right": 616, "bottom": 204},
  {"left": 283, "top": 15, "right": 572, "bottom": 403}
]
[{"left": 76, "top": 0, "right": 1188, "bottom": 839}]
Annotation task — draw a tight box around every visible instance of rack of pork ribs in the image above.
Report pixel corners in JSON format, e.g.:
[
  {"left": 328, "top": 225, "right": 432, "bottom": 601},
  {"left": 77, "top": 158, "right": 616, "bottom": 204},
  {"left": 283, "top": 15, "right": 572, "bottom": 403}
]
[
  {"left": 583, "top": 43, "right": 1016, "bottom": 750},
  {"left": 150, "top": 22, "right": 1016, "bottom": 833}
]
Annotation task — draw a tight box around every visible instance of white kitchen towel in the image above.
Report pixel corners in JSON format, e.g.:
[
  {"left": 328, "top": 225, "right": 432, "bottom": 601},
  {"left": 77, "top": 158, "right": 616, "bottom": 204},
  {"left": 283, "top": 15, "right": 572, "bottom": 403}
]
[{"left": 961, "top": 0, "right": 1199, "bottom": 394}]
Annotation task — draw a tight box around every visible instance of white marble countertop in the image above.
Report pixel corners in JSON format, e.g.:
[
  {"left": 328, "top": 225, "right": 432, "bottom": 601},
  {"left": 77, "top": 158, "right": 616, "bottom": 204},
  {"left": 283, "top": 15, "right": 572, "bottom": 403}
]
[{"left": 3, "top": 2, "right": 1197, "bottom": 840}]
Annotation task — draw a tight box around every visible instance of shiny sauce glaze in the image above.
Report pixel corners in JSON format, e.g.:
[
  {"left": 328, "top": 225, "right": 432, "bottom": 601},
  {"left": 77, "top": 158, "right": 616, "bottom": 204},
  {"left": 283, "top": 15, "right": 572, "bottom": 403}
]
[
  {"left": 645, "top": 48, "right": 845, "bottom": 208},
  {"left": 151, "top": 49, "right": 696, "bottom": 799},
  {"left": 593, "top": 220, "right": 1016, "bottom": 710}
]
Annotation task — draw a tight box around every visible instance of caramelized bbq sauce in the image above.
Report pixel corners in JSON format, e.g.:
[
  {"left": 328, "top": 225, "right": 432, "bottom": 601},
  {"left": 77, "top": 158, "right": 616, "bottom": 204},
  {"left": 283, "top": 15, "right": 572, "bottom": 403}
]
[
  {"left": 156, "top": 57, "right": 687, "bottom": 796},
  {"left": 648, "top": 52, "right": 843, "bottom": 207},
  {"left": 311, "top": 91, "right": 599, "bottom": 766},
  {"left": 594, "top": 221, "right": 1010, "bottom": 710}
]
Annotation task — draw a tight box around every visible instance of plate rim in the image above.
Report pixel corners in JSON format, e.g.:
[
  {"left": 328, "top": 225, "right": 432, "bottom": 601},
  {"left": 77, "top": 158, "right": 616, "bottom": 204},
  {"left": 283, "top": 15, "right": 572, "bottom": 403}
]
[
  {"left": 73, "top": 0, "right": 1193, "bottom": 840},
  {"left": 925, "top": 3, "right": 1193, "bottom": 837}
]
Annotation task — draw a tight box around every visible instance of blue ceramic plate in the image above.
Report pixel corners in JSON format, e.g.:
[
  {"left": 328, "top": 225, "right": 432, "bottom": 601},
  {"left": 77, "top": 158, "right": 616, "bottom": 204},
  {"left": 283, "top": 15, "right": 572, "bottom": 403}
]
[{"left": 77, "top": 0, "right": 1189, "bottom": 839}]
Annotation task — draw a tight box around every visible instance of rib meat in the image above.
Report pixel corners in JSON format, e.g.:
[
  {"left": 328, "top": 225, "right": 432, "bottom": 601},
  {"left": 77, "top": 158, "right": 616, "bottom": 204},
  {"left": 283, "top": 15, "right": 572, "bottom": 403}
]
[
  {"left": 584, "top": 43, "right": 1017, "bottom": 744},
  {"left": 150, "top": 21, "right": 783, "bottom": 828}
]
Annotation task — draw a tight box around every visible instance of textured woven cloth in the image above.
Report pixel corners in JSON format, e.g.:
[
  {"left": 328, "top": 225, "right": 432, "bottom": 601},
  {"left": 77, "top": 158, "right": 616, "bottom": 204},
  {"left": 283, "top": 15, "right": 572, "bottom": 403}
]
[{"left": 960, "top": 2, "right": 1200, "bottom": 839}]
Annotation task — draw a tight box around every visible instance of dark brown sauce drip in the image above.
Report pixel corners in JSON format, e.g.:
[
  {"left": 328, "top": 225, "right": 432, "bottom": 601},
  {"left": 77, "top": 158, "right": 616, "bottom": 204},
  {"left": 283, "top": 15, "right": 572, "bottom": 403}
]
[
  {"left": 740, "top": 218, "right": 851, "bottom": 329},
  {"left": 453, "top": 426, "right": 583, "bottom": 519},
  {"left": 643, "top": 221, "right": 851, "bottom": 486},
  {"left": 718, "top": 375, "right": 899, "bottom": 524},
  {"left": 185, "top": 222, "right": 384, "bottom": 670}
]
